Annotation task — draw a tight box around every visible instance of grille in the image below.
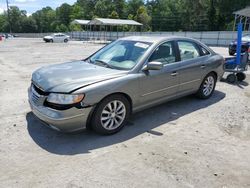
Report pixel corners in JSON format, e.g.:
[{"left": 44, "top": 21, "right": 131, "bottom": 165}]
[{"left": 31, "top": 85, "right": 40, "bottom": 105}]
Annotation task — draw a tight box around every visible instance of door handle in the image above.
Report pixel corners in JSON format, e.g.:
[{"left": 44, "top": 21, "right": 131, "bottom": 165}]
[
  {"left": 171, "top": 72, "right": 178, "bottom": 76},
  {"left": 200, "top": 65, "right": 206, "bottom": 69}
]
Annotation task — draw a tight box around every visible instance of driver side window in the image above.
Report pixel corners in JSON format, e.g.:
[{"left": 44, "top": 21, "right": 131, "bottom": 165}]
[{"left": 149, "top": 41, "right": 176, "bottom": 65}]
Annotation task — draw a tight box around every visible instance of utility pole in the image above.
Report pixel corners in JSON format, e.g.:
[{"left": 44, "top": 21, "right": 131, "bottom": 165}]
[{"left": 6, "top": 0, "right": 12, "bottom": 33}]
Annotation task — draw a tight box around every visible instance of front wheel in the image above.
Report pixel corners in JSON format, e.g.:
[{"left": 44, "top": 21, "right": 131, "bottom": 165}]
[
  {"left": 64, "top": 39, "right": 68, "bottom": 43},
  {"left": 91, "top": 95, "right": 130, "bottom": 135},
  {"left": 196, "top": 73, "right": 216, "bottom": 99}
]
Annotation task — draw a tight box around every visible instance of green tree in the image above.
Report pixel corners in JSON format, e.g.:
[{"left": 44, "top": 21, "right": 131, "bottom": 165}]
[
  {"left": 55, "top": 24, "right": 68, "bottom": 32},
  {"left": 56, "top": 3, "right": 72, "bottom": 26},
  {"left": 32, "top": 7, "right": 56, "bottom": 32},
  {"left": 94, "top": 0, "right": 110, "bottom": 18},
  {"left": 0, "top": 14, "right": 7, "bottom": 32},
  {"left": 112, "top": 0, "right": 125, "bottom": 18},
  {"left": 109, "top": 11, "right": 119, "bottom": 19},
  {"left": 69, "top": 23, "right": 83, "bottom": 31},
  {"left": 127, "top": 0, "right": 144, "bottom": 17},
  {"left": 76, "top": 0, "right": 97, "bottom": 19},
  {"left": 7, "top": 6, "right": 24, "bottom": 32},
  {"left": 134, "top": 6, "right": 151, "bottom": 31},
  {"left": 70, "top": 4, "right": 85, "bottom": 20},
  {"left": 208, "top": 0, "right": 217, "bottom": 30},
  {"left": 20, "top": 16, "right": 37, "bottom": 32}
]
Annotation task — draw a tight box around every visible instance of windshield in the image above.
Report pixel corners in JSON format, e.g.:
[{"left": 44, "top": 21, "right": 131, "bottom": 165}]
[
  {"left": 242, "top": 34, "right": 250, "bottom": 40},
  {"left": 89, "top": 40, "right": 152, "bottom": 70}
]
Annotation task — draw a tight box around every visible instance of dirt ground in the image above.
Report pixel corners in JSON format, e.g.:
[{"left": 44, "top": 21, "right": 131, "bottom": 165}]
[{"left": 0, "top": 38, "right": 250, "bottom": 188}]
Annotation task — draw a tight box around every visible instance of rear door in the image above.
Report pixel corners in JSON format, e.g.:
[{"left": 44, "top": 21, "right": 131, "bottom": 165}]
[{"left": 176, "top": 40, "right": 208, "bottom": 95}]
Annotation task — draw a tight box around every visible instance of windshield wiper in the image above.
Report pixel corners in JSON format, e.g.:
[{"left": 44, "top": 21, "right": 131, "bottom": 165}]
[{"left": 94, "top": 59, "right": 114, "bottom": 69}]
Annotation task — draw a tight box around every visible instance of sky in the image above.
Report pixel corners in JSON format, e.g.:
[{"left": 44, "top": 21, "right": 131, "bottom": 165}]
[{"left": 0, "top": 0, "right": 76, "bottom": 15}]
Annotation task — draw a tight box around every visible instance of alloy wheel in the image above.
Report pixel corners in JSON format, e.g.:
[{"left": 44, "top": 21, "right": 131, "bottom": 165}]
[
  {"left": 100, "top": 100, "right": 126, "bottom": 130},
  {"left": 203, "top": 76, "right": 215, "bottom": 96}
]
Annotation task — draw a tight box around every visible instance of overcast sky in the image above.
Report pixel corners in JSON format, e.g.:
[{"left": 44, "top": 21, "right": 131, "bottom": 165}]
[{"left": 0, "top": 0, "right": 76, "bottom": 15}]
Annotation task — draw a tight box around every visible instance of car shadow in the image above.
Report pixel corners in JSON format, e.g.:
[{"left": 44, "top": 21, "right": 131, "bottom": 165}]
[{"left": 26, "top": 90, "right": 225, "bottom": 155}]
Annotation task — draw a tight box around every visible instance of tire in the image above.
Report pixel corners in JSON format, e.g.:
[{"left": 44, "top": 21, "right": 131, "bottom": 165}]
[
  {"left": 236, "top": 72, "right": 246, "bottom": 82},
  {"left": 229, "top": 51, "right": 235, "bottom": 56},
  {"left": 64, "top": 39, "right": 68, "bottom": 43},
  {"left": 226, "top": 74, "right": 237, "bottom": 83},
  {"left": 91, "top": 94, "right": 131, "bottom": 135},
  {"left": 50, "top": 39, "right": 53, "bottom": 43},
  {"left": 196, "top": 73, "right": 217, "bottom": 99}
]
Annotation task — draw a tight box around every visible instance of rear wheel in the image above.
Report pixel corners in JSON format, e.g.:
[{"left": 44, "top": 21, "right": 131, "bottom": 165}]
[
  {"left": 196, "top": 73, "right": 216, "bottom": 99},
  {"left": 91, "top": 95, "right": 130, "bottom": 135}
]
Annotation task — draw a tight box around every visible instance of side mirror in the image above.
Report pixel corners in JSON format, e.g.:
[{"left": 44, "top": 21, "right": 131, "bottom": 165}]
[{"left": 142, "top": 61, "right": 163, "bottom": 71}]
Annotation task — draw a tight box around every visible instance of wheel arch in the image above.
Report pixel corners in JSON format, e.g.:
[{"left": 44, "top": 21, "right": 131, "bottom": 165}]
[
  {"left": 86, "top": 92, "right": 133, "bottom": 129},
  {"left": 100, "top": 92, "right": 133, "bottom": 113},
  {"left": 207, "top": 71, "right": 218, "bottom": 81}
]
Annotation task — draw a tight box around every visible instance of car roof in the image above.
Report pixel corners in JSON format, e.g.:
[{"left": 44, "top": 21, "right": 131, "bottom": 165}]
[{"left": 120, "top": 35, "right": 197, "bottom": 44}]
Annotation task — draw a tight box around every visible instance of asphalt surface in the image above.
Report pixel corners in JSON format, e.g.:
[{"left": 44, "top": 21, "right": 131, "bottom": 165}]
[{"left": 0, "top": 38, "right": 250, "bottom": 188}]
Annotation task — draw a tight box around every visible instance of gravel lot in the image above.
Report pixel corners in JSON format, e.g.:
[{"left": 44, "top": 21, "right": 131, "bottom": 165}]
[{"left": 0, "top": 38, "right": 250, "bottom": 188}]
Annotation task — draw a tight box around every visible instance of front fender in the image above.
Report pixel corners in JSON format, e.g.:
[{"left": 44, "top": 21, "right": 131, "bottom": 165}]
[{"left": 73, "top": 74, "right": 140, "bottom": 109}]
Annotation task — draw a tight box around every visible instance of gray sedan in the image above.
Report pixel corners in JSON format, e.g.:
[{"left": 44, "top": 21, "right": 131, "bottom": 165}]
[{"left": 28, "top": 36, "right": 224, "bottom": 134}]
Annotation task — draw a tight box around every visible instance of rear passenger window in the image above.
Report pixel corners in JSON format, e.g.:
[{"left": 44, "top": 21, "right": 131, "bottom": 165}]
[
  {"left": 178, "top": 41, "right": 200, "bottom": 61},
  {"left": 149, "top": 42, "right": 176, "bottom": 65},
  {"left": 200, "top": 46, "right": 211, "bottom": 56}
]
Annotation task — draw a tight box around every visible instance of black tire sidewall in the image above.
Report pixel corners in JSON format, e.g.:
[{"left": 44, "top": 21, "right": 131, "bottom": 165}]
[
  {"left": 236, "top": 72, "right": 246, "bottom": 81},
  {"left": 197, "top": 73, "right": 217, "bottom": 99},
  {"left": 91, "top": 95, "right": 130, "bottom": 135}
]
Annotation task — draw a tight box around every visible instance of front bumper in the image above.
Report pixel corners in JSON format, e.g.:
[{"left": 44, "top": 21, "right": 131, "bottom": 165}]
[
  {"left": 28, "top": 87, "right": 93, "bottom": 132},
  {"left": 43, "top": 38, "right": 51, "bottom": 42}
]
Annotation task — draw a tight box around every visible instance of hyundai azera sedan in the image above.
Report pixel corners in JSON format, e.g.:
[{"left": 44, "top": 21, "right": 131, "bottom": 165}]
[{"left": 29, "top": 36, "right": 224, "bottom": 134}]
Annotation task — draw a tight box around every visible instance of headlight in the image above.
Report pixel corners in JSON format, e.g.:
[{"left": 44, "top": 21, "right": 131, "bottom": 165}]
[{"left": 47, "top": 93, "right": 84, "bottom": 105}]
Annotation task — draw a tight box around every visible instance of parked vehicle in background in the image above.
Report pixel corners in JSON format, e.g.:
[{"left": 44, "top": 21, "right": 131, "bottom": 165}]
[
  {"left": 0, "top": 33, "right": 13, "bottom": 39},
  {"left": 5, "top": 33, "right": 14, "bottom": 38},
  {"left": 229, "top": 34, "right": 250, "bottom": 56},
  {"left": 43, "top": 33, "right": 70, "bottom": 43},
  {"left": 0, "top": 34, "right": 5, "bottom": 40},
  {"left": 29, "top": 36, "right": 224, "bottom": 135}
]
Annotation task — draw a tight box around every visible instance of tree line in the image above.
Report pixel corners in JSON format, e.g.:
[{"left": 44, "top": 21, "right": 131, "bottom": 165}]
[{"left": 0, "top": 0, "right": 249, "bottom": 33}]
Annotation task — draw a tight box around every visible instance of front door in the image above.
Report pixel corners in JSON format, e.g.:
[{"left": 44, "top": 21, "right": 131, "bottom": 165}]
[{"left": 138, "top": 41, "right": 180, "bottom": 106}]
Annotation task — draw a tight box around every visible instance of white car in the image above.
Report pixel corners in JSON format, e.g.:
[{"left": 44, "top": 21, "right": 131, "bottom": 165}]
[{"left": 43, "top": 33, "right": 70, "bottom": 43}]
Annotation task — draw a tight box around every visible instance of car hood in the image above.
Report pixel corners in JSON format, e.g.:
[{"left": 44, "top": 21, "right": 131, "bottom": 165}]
[
  {"left": 232, "top": 39, "right": 250, "bottom": 44},
  {"left": 32, "top": 61, "right": 128, "bottom": 93}
]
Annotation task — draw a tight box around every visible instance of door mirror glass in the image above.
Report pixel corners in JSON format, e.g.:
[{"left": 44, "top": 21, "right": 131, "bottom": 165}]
[{"left": 142, "top": 61, "right": 163, "bottom": 71}]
